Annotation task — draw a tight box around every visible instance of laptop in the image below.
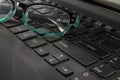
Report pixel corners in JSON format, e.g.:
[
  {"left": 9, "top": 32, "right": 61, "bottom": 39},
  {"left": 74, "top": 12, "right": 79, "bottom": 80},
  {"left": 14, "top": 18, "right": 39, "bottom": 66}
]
[{"left": 0, "top": 0, "right": 120, "bottom": 80}]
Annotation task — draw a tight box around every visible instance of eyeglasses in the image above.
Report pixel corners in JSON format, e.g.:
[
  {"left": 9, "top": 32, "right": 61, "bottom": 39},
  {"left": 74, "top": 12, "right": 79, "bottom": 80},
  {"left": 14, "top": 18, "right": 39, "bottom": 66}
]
[{"left": 0, "top": 0, "right": 80, "bottom": 37}]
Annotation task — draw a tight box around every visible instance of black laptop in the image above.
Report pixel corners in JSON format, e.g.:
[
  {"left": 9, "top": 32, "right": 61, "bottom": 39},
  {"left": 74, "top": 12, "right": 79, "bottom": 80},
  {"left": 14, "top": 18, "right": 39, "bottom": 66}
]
[{"left": 0, "top": 0, "right": 120, "bottom": 80}]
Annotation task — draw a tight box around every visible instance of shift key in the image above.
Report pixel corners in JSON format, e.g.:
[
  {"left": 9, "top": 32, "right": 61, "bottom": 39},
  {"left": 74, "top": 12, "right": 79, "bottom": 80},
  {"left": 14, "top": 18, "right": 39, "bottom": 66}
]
[{"left": 54, "top": 40, "right": 97, "bottom": 66}]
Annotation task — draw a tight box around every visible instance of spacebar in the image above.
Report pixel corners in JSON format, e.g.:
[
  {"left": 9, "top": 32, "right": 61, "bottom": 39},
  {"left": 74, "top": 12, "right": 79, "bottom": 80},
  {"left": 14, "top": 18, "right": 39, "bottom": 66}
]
[{"left": 54, "top": 40, "right": 97, "bottom": 66}]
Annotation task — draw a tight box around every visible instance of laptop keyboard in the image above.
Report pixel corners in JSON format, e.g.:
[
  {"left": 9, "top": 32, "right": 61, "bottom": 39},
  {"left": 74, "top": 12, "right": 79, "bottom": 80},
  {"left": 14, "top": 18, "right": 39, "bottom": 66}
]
[{"left": 2, "top": 0, "right": 120, "bottom": 80}]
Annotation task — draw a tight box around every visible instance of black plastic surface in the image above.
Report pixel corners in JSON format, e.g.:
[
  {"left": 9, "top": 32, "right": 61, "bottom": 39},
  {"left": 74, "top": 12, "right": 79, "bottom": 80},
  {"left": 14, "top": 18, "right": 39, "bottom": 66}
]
[
  {"left": 0, "top": 24, "right": 86, "bottom": 80},
  {"left": 0, "top": 24, "right": 66, "bottom": 80}
]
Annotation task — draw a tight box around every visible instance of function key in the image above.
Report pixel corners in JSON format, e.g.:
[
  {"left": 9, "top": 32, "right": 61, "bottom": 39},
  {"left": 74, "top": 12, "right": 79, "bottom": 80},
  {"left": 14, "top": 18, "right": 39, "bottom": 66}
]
[
  {"left": 106, "top": 55, "right": 120, "bottom": 70},
  {"left": 53, "top": 53, "right": 69, "bottom": 62},
  {"left": 10, "top": 25, "right": 28, "bottom": 34},
  {"left": 17, "top": 31, "right": 37, "bottom": 40},
  {"left": 91, "top": 63, "right": 116, "bottom": 78},
  {"left": 44, "top": 56, "right": 59, "bottom": 65},
  {"left": 56, "top": 65, "right": 73, "bottom": 76},
  {"left": 34, "top": 47, "right": 49, "bottom": 57},
  {"left": 25, "top": 37, "right": 47, "bottom": 48},
  {"left": 71, "top": 71, "right": 100, "bottom": 80}
]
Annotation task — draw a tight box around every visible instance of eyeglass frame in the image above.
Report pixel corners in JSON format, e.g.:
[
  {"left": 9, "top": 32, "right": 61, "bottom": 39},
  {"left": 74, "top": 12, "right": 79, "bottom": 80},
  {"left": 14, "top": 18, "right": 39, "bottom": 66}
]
[{"left": 0, "top": 0, "right": 80, "bottom": 37}]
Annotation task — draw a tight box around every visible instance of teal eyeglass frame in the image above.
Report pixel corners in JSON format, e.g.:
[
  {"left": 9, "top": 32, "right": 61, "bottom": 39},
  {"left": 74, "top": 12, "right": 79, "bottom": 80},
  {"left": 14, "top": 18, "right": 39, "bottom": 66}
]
[{"left": 0, "top": 0, "right": 80, "bottom": 37}]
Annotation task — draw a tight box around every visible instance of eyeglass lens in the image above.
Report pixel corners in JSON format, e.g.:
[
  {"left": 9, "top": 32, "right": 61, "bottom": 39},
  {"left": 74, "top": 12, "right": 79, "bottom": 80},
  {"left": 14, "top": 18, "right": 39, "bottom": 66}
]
[
  {"left": 0, "top": 0, "right": 13, "bottom": 18},
  {"left": 26, "top": 4, "right": 71, "bottom": 35}
]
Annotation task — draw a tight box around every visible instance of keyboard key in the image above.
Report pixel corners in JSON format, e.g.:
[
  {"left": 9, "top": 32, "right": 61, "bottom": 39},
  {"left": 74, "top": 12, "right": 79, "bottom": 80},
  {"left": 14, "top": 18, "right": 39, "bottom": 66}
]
[
  {"left": 54, "top": 40, "right": 97, "bottom": 66},
  {"left": 53, "top": 53, "right": 69, "bottom": 61},
  {"left": 102, "top": 35, "right": 120, "bottom": 47},
  {"left": 34, "top": 47, "right": 49, "bottom": 56},
  {"left": 38, "top": 28, "right": 50, "bottom": 34},
  {"left": 82, "top": 18, "right": 93, "bottom": 28},
  {"left": 31, "top": 0, "right": 44, "bottom": 3},
  {"left": 10, "top": 25, "right": 28, "bottom": 34},
  {"left": 2, "top": 18, "right": 21, "bottom": 28},
  {"left": 72, "top": 27, "right": 88, "bottom": 35},
  {"left": 25, "top": 37, "right": 47, "bottom": 48},
  {"left": 71, "top": 71, "right": 100, "bottom": 80},
  {"left": 38, "top": 8, "right": 51, "bottom": 14},
  {"left": 110, "top": 30, "right": 120, "bottom": 38},
  {"left": 109, "top": 71, "right": 120, "bottom": 80},
  {"left": 91, "top": 63, "right": 116, "bottom": 78},
  {"left": 93, "top": 21, "right": 103, "bottom": 28},
  {"left": 43, "top": 35, "right": 61, "bottom": 42},
  {"left": 91, "top": 27, "right": 104, "bottom": 34},
  {"left": 97, "top": 36, "right": 120, "bottom": 52},
  {"left": 105, "top": 33, "right": 120, "bottom": 42},
  {"left": 20, "top": 0, "right": 33, "bottom": 4},
  {"left": 45, "top": 56, "right": 59, "bottom": 65},
  {"left": 44, "top": 0, "right": 51, "bottom": 3},
  {"left": 74, "top": 38, "right": 110, "bottom": 59},
  {"left": 106, "top": 55, "right": 120, "bottom": 69},
  {"left": 17, "top": 31, "right": 37, "bottom": 40},
  {"left": 65, "top": 32, "right": 79, "bottom": 41},
  {"left": 85, "top": 34, "right": 101, "bottom": 41},
  {"left": 102, "top": 41, "right": 120, "bottom": 52},
  {"left": 56, "top": 65, "right": 73, "bottom": 76},
  {"left": 104, "top": 26, "right": 114, "bottom": 32}
]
